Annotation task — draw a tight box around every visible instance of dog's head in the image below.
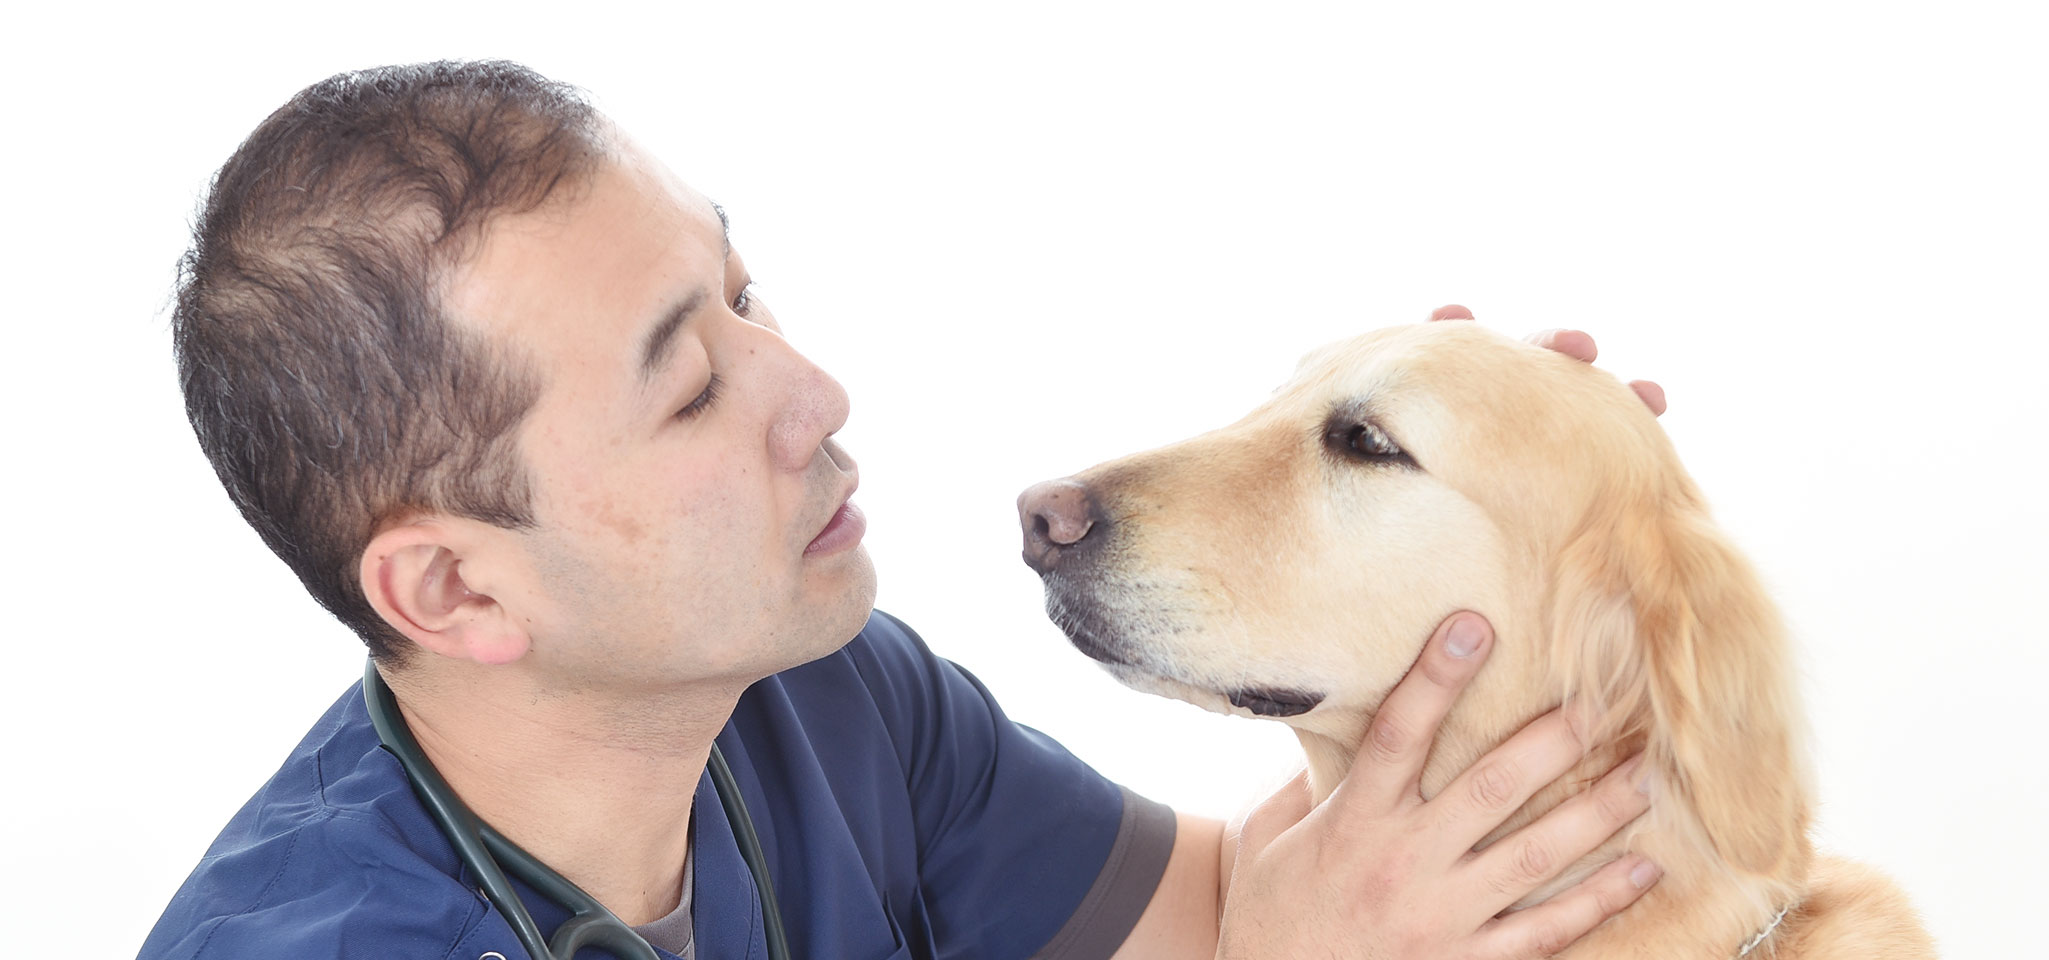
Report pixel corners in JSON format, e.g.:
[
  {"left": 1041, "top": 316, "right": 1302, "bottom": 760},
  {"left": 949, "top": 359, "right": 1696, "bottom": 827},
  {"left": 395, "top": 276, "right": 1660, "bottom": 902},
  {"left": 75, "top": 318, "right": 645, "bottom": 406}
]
[{"left": 1023, "top": 321, "right": 1806, "bottom": 877}]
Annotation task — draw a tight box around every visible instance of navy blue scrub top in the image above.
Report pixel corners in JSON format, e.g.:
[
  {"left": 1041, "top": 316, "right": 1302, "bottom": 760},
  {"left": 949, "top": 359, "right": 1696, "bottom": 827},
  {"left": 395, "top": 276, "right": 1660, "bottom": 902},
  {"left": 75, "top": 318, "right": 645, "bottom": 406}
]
[{"left": 140, "top": 611, "right": 1177, "bottom": 960}]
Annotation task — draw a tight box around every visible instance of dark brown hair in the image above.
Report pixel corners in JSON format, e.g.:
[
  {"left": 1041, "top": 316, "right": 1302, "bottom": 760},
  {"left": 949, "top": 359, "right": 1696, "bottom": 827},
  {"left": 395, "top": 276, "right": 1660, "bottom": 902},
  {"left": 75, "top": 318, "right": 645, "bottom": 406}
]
[{"left": 174, "top": 60, "right": 603, "bottom": 661}]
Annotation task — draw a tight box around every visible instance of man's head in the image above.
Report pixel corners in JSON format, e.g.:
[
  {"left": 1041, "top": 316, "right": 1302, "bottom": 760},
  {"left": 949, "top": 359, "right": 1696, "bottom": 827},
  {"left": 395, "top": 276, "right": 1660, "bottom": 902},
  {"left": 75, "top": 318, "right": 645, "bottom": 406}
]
[{"left": 178, "top": 61, "right": 874, "bottom": 687}]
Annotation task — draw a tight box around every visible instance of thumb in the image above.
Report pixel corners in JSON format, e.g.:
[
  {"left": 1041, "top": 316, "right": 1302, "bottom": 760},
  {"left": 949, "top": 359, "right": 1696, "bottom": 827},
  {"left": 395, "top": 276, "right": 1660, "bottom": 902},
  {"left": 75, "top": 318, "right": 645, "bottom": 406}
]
[{"left": 1235, "top": 767, "right": 1314, "bottom": 858}]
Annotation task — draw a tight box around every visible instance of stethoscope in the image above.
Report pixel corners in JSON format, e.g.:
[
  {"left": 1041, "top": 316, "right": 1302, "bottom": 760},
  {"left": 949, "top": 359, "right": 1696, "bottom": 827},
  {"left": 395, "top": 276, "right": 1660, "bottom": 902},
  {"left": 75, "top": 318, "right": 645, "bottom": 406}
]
[{"left": 364, "top": 661, "right": 793, "bottom": 960}]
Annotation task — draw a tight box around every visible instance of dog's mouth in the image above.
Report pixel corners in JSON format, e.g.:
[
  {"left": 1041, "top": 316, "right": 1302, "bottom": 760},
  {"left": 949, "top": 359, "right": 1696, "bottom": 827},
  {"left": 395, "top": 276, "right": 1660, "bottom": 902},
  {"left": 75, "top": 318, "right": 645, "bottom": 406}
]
[
  {"left": 1045, "top": 575, "right": 1327, "bottom": 719},
  {"left": 1225, "top": 686, "right": 1326, "bottom": 717},
  {"left": 1102, "top": 660, "right": 1329, "bottom": 719}
]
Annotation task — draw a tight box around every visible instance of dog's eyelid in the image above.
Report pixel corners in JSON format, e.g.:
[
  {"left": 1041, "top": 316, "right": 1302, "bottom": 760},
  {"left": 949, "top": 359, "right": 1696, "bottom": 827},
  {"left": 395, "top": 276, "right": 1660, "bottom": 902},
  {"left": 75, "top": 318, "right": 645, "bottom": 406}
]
[
  {"left": 1319, "top": 403, "right": 1417, "bottom": 468},
  {"left": 1326, "top": 396, "right": 1377, "bottom": 422}
]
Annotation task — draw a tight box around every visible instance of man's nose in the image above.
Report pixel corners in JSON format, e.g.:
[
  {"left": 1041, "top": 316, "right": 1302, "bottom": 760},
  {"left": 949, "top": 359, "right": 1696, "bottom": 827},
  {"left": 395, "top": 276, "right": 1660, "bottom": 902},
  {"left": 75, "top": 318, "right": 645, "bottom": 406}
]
[
  {"left": 767, "top": 352, "right": 851, "bottom": 472},
  {"left": 1017, "top": 479, "right": 1098, "bottom": 574}
]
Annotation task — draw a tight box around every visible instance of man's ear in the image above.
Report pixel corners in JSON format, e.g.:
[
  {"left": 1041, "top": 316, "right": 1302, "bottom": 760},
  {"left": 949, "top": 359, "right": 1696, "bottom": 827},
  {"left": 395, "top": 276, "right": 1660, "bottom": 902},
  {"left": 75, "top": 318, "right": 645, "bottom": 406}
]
[{"left": 359, "top": 520, "right": 531, "bottom": 665}]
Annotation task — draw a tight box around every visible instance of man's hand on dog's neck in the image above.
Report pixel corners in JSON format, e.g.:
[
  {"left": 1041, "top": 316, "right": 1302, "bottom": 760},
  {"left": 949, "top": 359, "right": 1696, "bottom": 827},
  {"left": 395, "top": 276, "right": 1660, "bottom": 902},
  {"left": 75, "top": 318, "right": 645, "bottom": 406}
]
[{"left": 1211, "top": 613, "right": 1659, "bottom": 960}]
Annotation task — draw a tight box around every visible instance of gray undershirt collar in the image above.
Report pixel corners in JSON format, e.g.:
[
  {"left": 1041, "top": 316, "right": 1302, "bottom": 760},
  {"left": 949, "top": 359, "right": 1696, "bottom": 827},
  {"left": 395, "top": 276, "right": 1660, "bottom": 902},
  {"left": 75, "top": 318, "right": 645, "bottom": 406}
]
[{"left": 630, "top": 842, "right": 694, "bottom": 960}]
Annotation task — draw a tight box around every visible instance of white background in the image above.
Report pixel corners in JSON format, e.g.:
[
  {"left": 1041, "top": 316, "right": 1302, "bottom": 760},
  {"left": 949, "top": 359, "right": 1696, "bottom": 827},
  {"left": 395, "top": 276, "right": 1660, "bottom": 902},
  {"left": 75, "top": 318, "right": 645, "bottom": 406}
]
[{"left": 2, "top": 1, "right": 2042, "bottom": 956}]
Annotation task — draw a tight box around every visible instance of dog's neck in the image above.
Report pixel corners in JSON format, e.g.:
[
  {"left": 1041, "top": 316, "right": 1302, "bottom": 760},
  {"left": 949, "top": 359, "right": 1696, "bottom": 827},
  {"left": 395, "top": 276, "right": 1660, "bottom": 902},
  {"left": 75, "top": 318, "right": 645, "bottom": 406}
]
[
  {"left": 1294, "top": 710, "right": 1809, "bottom": 959},
  {"left": 1292, "top": 488, "right": 1817, "bottom": 955}
]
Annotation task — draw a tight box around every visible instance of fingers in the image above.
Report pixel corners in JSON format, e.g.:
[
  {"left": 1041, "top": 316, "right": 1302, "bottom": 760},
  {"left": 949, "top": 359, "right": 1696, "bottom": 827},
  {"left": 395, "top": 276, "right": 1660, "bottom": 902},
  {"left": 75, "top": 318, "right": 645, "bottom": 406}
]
[
  {"left": 1428, "top": 706, "right": 1597, "bottom": 856},
  {"left": 1330, "top": 613, "right": 1492, "bottom": 814},
  {"left": 1469, "top": 853, "right": 1661, "bottom": 960},
  {"left": 1522, "top": 327, "right": 1669, "bottom": 417},
  {"left": 1525, "top": 328, "right": 1598, "bottom": 363},
  {"left": 1628, "top": 379, "right": 1667, "bottom": 416},
  {"left": 1460, "top": 753, "right": 1655, "bottom": 917},
  {"left": 1429, "top": 304, "right": 1475, "bottom": 321}
]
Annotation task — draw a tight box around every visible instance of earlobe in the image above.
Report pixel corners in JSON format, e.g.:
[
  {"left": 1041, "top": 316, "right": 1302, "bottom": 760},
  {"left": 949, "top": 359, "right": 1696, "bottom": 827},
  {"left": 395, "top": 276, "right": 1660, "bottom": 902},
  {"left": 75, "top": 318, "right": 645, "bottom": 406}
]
[{"left": 359, "top": 524, "right": 532, "bottom": 666}]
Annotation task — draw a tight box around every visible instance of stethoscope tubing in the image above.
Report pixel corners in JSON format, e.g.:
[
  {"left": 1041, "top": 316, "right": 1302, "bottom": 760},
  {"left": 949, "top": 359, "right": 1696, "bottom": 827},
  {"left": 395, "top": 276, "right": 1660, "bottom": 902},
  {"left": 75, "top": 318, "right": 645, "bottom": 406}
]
[
  {"left": 708, "top": 746, "right": 791, "bottom": 960},
  {"left": 365, "top": 660, "right": 789, "bottom": 960}
]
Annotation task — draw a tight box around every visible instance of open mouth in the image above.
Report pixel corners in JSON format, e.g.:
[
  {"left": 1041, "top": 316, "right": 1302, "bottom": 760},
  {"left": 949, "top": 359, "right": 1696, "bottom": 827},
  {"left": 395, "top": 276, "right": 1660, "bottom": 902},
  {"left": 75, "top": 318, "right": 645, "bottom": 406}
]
[{"left": 1226, "top": 686, "right": 1325, "bottom": 717}]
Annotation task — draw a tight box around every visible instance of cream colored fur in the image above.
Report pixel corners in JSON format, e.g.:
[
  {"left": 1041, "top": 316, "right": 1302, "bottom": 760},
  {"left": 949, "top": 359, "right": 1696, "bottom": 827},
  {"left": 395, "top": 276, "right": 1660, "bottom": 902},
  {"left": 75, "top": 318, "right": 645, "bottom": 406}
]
[{"left": 1038, "top": 322, "right": 1935, "bottom": 958}]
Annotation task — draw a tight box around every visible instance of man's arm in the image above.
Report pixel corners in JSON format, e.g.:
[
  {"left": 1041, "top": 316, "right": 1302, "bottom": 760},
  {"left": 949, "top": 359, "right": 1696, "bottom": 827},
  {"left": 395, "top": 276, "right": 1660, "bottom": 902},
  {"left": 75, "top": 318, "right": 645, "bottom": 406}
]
[{"left": 1109, "top": 812, "right": 1226, "bottom": 958}]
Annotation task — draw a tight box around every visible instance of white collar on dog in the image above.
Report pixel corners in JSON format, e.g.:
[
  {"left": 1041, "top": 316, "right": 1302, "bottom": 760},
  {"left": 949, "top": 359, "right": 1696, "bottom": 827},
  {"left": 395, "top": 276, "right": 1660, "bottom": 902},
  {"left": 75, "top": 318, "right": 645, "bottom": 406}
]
[{"left": 1735, "top": 904, "right": 1792, "bottom": 958}]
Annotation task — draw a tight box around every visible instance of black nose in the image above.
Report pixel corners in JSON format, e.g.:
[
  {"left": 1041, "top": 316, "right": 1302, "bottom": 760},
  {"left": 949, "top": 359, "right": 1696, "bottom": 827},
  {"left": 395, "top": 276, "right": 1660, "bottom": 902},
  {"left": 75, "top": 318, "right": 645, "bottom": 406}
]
[{"left": 1018, "top": 479, "right": 1098, "bottom": 574}]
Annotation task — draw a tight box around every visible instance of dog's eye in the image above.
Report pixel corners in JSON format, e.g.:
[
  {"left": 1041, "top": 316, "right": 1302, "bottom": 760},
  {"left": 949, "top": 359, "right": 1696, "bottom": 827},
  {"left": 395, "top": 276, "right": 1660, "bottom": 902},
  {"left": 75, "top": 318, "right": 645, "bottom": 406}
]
[
  {"left": 1347, "top": 423, "right": 1400, "bottom": 457},
  {"left": 1327, "top": 421, "right": 1412, "bottom": 465}
]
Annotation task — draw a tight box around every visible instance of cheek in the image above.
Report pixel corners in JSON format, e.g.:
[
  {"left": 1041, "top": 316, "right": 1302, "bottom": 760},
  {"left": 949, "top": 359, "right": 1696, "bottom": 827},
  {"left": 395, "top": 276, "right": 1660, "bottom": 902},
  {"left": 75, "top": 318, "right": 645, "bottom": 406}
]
[
  {"left": 542, "top": 440, "right": 783, "bottom": 585},
  {"left": 642, "top": 455, "right": 786, "bottom": 576},
  {"left": 1192, "top": 478, "right": 1512, "bottom": 698}
]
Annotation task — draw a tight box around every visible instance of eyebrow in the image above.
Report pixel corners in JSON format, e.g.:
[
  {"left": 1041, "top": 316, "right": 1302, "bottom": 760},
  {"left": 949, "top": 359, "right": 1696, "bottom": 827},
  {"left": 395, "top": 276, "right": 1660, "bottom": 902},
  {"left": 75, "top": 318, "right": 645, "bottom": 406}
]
[
  {"left": 713, "top": 201, "right": 732, "bottom": 260},
  {"left": 638, "top": 287, "right": 709, "bottom": 383},
  {"left": 635, "top": 203, "right": 735, "bottom": 384}
]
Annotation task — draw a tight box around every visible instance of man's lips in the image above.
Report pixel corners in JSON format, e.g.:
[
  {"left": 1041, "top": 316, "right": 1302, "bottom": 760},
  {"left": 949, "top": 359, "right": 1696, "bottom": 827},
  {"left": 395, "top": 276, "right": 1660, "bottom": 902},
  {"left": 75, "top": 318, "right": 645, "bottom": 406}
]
[{"left": 805, "top": 496, "right": 866, "bottom": 556}]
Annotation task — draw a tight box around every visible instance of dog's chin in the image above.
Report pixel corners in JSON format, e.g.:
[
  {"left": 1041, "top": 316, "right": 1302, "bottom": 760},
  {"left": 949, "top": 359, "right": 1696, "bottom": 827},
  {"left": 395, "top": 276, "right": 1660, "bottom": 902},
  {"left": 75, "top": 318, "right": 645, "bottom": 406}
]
[
  {"left": 1098, "top": 661, "right": 1326, "bottom": 720},
  {"left": 1044, "top": 578, "right": 1326, "bottom": 719}
]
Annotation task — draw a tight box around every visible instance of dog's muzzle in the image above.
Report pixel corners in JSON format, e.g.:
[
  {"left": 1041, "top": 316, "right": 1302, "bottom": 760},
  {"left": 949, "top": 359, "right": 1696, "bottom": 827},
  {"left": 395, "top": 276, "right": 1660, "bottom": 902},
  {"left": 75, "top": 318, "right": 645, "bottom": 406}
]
[
  {"left": 1020, "top": 477, "right": 1327, "bottom": 719},
  {"left": 1017, "top": 478, "right": 1101, "bottom": 574}
]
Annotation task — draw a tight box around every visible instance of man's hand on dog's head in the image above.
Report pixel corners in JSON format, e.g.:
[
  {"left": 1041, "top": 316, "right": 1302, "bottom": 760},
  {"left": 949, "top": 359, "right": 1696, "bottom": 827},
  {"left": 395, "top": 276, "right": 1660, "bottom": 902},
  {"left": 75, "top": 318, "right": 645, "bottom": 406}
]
[
  {"left": 1428, "top": 304, "right": 1669, "bottom": 417},
  {"left": 1216, "top": 614, "right": 1659, "bottom": 960}
]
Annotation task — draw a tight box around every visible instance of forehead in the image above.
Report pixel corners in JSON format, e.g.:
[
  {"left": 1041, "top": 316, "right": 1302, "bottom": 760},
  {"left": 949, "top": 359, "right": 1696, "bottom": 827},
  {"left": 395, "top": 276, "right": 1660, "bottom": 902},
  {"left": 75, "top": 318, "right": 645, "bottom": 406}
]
[
  {"left": 1275, "top": 323, "right": 1615, "bottom": 456},
  {"left": 1287, "top": 322, "right": 1658, "bottom": 472},
  {"left": 442, "top": 138, "right": 724, "bottom": 378},
  {"left": 1287, "top": 324, "right": 1489, "bottom": 402}
]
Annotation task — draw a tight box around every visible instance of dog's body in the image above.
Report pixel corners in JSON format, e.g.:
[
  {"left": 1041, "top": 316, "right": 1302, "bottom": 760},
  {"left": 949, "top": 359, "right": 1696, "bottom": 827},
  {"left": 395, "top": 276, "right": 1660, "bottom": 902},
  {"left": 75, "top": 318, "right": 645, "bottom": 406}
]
[{"left": 1020, "top": 322, "right": 1934, "bottom": 958}]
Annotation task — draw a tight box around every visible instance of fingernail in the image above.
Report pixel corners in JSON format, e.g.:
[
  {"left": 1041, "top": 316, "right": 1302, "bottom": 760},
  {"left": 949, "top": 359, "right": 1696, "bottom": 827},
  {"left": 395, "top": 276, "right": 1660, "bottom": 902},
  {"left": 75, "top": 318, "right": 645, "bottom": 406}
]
[
  {"left": 1445, "top": 617, "right": 1484, "bottom": 658},
  {"left": 1629, "top": 858, "right": 1662, "bottom": 889},
  {"left": 1637, "top": 766, "right": 1656, "bottom": 798}
]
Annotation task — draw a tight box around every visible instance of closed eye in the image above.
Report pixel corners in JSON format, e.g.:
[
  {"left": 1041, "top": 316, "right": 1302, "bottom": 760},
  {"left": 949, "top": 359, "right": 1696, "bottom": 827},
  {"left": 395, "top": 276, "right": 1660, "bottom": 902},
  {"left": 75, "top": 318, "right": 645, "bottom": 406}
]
[
  {"left": 1322, "top": 416, "right": 1416, "bottom": 467},
  {"left": 675, "top": 373, "right": 723, "bottom": 422}
]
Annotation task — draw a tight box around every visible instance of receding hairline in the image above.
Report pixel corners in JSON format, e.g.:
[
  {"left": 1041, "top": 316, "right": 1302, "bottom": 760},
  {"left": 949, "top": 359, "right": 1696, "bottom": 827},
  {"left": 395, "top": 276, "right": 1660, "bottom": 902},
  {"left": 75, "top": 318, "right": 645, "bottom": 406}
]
[{"left": 431, "top": 132, "right": 740, "bottom": 401}]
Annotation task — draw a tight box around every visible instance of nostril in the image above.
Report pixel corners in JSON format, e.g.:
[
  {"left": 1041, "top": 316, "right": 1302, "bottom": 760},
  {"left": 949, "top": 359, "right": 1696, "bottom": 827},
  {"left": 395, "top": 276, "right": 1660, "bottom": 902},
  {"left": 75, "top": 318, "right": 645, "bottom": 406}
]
[{"left": 1018, "top": 479, "right": 1096, "bottom": 547}]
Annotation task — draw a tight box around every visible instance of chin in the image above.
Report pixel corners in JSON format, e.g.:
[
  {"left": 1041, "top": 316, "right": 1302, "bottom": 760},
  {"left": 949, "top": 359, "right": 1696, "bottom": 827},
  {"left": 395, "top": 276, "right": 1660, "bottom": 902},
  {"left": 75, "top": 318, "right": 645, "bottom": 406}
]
[{"left": 800, "top": 547, "right": 880, "bottom": 653}]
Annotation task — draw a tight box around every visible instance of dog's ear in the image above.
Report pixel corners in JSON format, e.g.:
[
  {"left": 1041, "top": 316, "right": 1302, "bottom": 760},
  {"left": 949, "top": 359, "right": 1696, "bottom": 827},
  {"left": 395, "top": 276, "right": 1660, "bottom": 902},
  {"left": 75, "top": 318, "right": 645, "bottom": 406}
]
[{"left": 1547, "top": 492, "right": 1809, "bottom": 877}]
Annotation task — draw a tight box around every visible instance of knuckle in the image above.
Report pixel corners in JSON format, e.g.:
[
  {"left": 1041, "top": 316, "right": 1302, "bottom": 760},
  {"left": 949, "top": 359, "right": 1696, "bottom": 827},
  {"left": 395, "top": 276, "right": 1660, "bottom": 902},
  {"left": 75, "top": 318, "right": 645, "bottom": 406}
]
[
  {"left": 1510, "top": 836, "right": 1559, "bottom": 884},
  {"left": 1468, "top": 760, "right": 1521, "bottom": 811},
  {"left": 1557, "top": 703, "right": 1596, "bottom": 747},
  {"left": 1592, "top": 783, "right": 1644, "bottom": 827},
  {"left": 1365, "top": 713, "right": 1414, "bottom": 766},
  {"left": 1531, "top": 918, "right": 1578, "bottom": 956},
  {"left": 1590, "top": 875, "right": 1633, "bottom": 915},
  {"left": 1484, "top": 867, "right": 1525, "bottom": 901}
]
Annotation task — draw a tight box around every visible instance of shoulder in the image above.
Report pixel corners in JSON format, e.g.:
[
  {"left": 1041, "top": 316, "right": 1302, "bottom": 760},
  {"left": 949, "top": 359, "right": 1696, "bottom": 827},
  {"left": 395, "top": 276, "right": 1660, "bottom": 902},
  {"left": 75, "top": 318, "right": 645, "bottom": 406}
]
[{"left": 140, "top": 684, "right": 490, "bottom": 960}]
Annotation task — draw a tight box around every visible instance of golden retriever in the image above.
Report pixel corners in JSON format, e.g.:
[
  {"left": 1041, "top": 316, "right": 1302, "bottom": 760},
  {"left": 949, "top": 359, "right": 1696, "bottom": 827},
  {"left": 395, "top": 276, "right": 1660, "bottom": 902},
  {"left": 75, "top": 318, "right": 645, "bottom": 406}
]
[{"left": 1018, "top": 321, "right": 1934, "bottom": 958}]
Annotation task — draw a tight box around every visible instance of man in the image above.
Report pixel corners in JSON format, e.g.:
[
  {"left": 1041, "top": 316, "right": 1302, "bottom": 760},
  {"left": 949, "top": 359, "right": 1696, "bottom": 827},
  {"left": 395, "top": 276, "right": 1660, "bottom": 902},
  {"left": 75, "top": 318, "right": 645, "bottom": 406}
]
[{"left": 143, "top": 61, "right": 1667, "bottom": 960}]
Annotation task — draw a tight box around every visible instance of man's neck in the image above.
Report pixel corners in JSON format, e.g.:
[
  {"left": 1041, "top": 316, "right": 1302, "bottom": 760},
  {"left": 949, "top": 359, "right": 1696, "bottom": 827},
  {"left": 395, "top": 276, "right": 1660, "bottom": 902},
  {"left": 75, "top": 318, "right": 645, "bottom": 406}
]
[{"left": 384, "top": 662, "right": 745, "bottom": 926}]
